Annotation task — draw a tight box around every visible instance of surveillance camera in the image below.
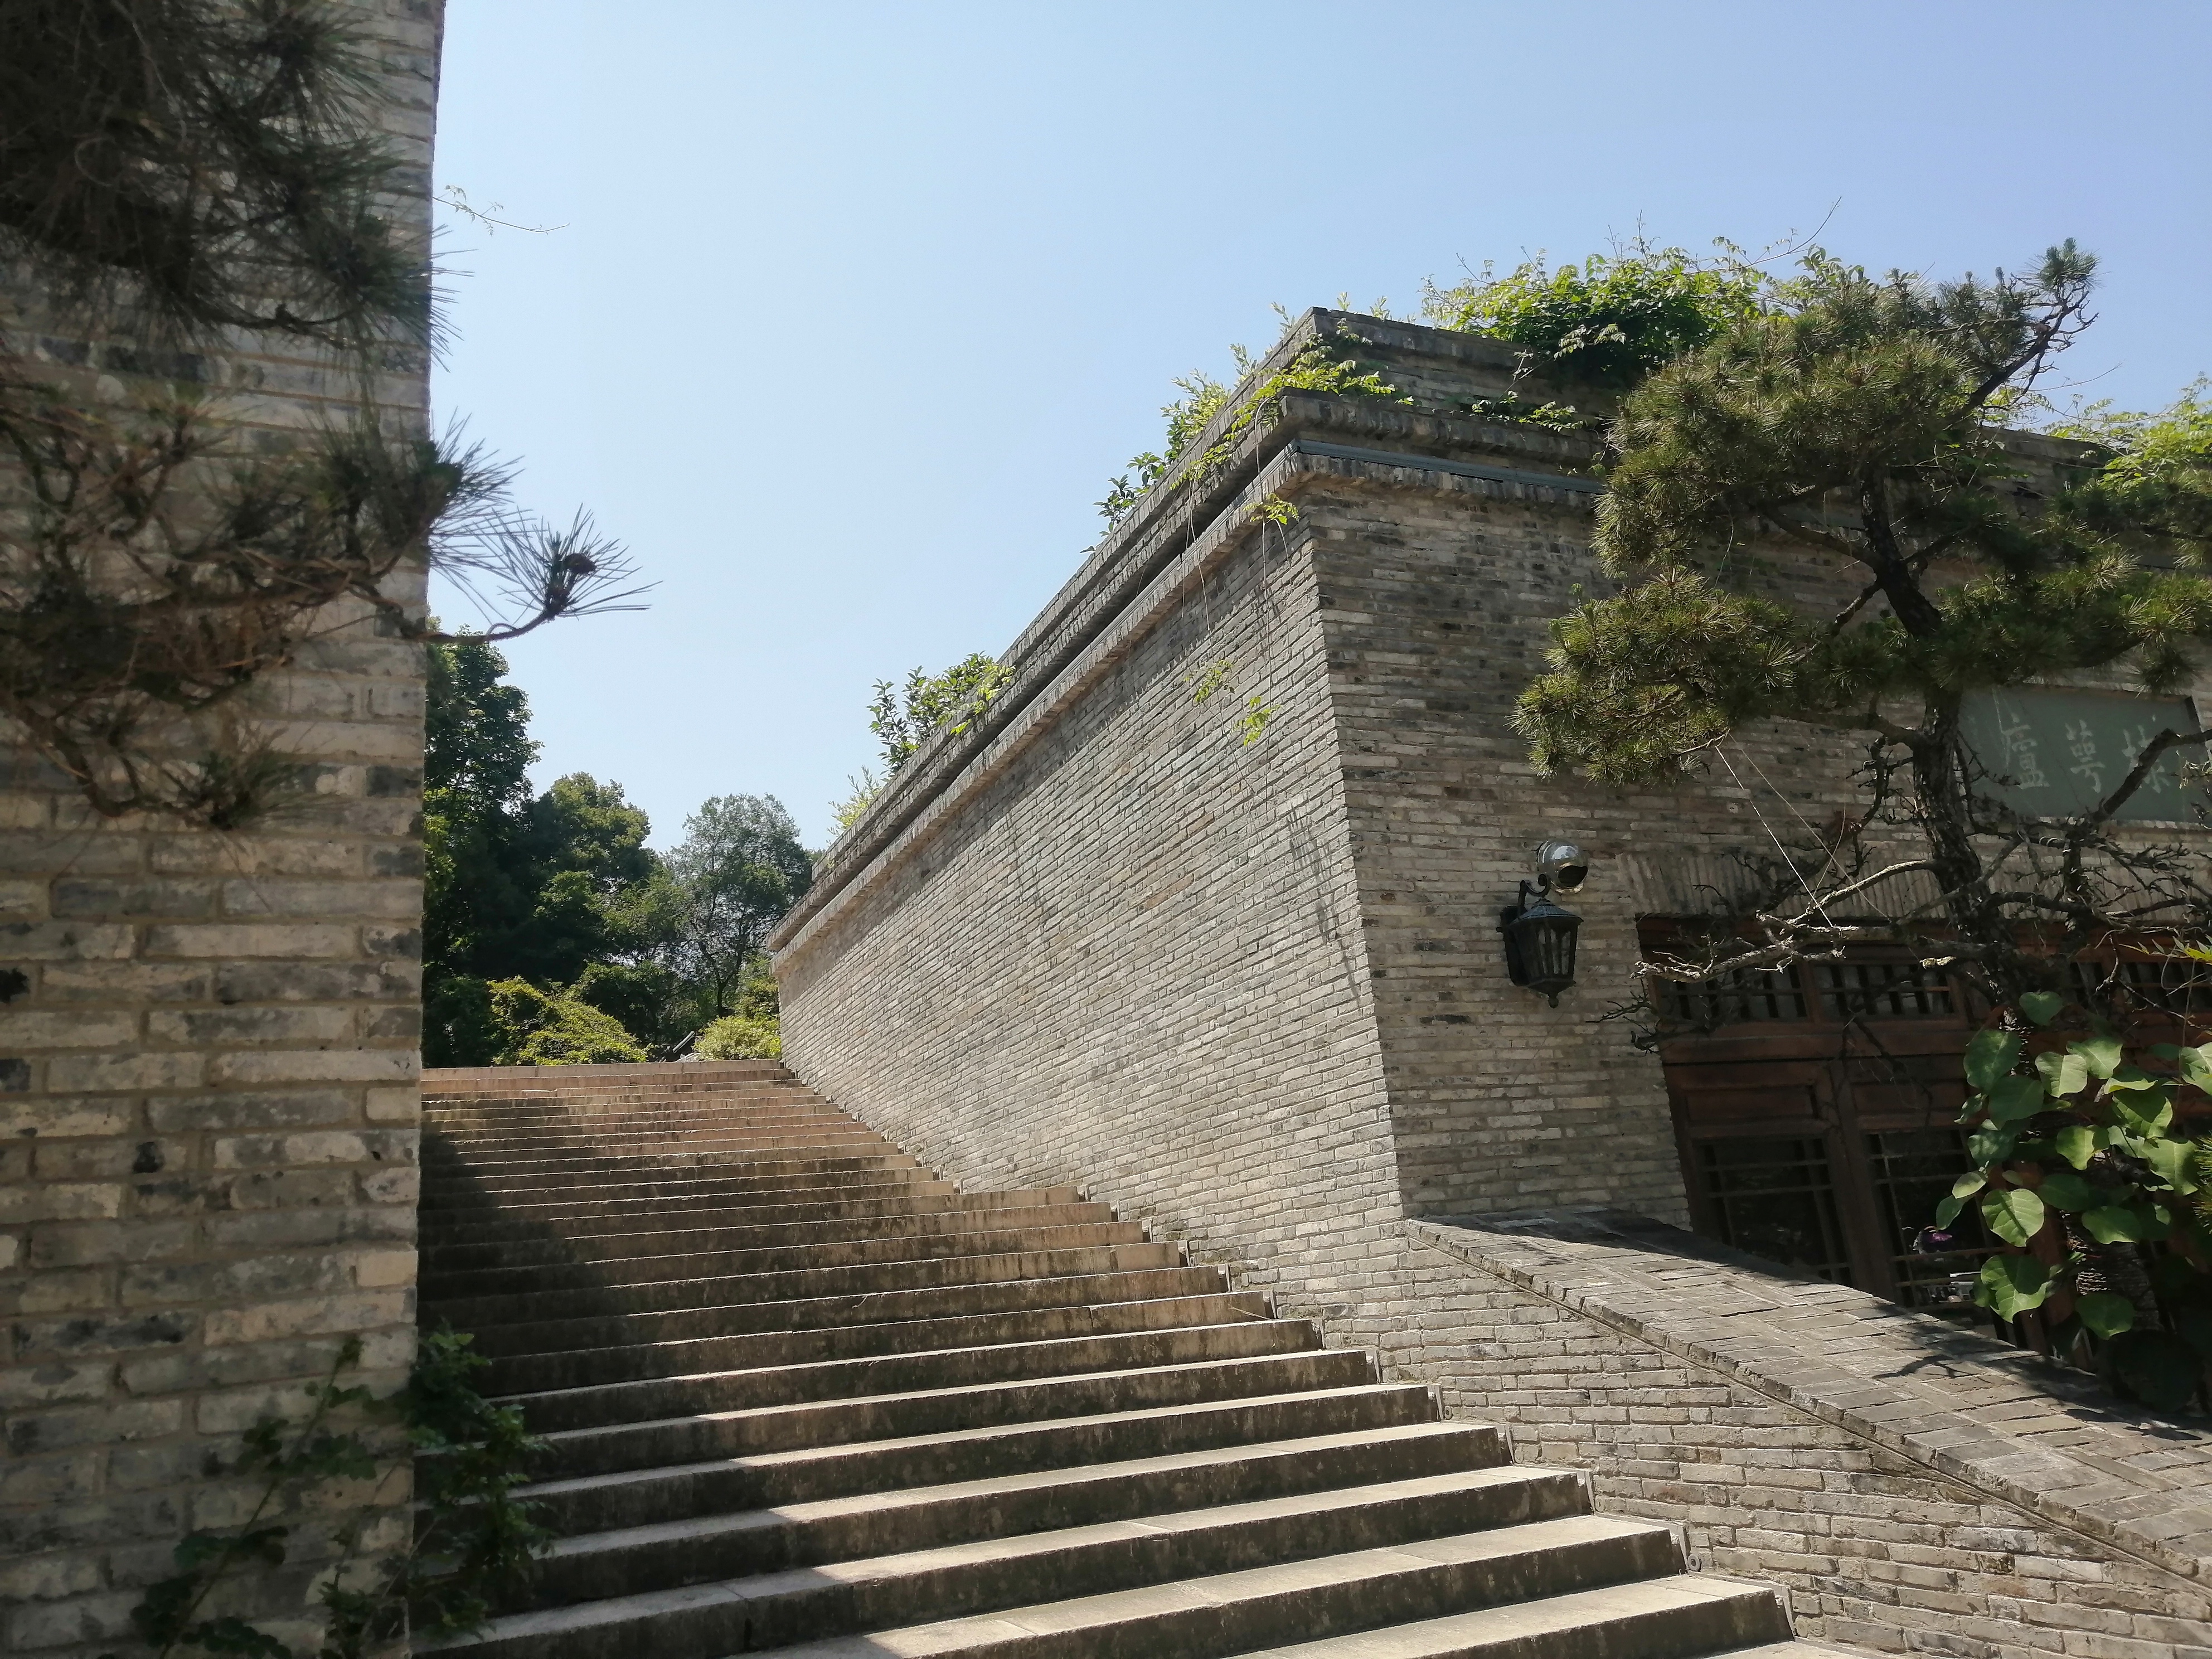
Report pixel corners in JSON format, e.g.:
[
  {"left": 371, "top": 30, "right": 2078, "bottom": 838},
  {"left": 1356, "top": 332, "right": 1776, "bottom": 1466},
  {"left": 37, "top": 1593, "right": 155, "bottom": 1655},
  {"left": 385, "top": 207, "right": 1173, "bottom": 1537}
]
[{"left": 1536, "top": 840, "right": 1589, "bottom": 893}]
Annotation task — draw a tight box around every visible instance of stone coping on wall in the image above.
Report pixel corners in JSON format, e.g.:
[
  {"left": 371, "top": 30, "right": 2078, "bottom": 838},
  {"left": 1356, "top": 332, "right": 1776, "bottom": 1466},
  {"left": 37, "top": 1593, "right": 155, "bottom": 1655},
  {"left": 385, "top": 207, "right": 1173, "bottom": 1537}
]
[
  {"left": 1413, "top": 1210, "right": 2212, "bottom": 1585},
  {"left": 769, "top": 309, "right": 1597, "bottom": 954},
  {"left": 768, "top": 439, "right": 1600, "bottom": 968},
  {"left": 419, "top": 1059, "right": 787, "bottom": 1089}
]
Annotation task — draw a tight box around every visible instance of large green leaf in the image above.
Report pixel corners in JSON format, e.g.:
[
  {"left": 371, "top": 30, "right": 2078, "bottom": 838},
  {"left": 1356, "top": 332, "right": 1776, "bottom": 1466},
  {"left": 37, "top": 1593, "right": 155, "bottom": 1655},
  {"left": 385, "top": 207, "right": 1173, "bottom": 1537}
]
[
  {"left": 1967, "top": 1124, "right": 2020, "bottom": 1166},
  {"left": 2017, "top": 991, "right": 2065, "bottom": 1026},
  {"left": 1976, "top": 1254, "right": 2050, "bottom": 1318},
  {"left": 2051, "top": 1124, "right": 2097, "bottom": 1170},
  {"left": 1964, "top": 1030, "right": 2024, "bottom": 1093},
  {"left": 2074, "top": 1291, "right": 2137, "bottom": 1338},
  {"left": 2072, "top": 1034, "right": 2124, "bottom": 1080},
  {"left": 2111, "top": 1089, "right": 2176, "bottom": 1137},
  {"left": 2035, "top": 1169, "right": 2100, "bottom": 1212},
  {"left": 2034, "top": 1050, "right": 2089, "bottom": 1098},
  {"left": 2084, "top": 1203, "right": 2173, "bottom": 1244},
  {"left": 2107, "top": 1328, "right": 2206, "bottom": 1411},
  {"left": 2142, "top": 1137, "right": 2200, "bottom": 1194},
  {"left": 2180, "top": 1043, "right": 2212, "bottom": 1094},
  {"left": 1935, "top": 1168, "right": 1980, "bottom": 1230},
  {"left": 1986, "top": 1076, "right": 2047, "bottom": 1124},
  {"left": 1979, "top": 1186, "right": 2046, "bottom": 1248}
]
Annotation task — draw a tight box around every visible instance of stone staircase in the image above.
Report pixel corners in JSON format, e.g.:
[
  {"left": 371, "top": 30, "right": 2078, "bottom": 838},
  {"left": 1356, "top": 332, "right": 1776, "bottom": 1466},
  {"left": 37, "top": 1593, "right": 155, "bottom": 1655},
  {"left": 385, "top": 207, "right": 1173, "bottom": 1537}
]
[{"left": 416, "top": 1061, "right": 1848, "bottom": 1659}]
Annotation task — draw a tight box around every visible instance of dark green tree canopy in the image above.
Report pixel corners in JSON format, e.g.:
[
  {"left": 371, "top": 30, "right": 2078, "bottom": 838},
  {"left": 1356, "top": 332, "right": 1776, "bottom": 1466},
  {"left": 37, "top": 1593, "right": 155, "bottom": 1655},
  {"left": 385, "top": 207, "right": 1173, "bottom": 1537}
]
[
  {"left": 426, "top": 638, "right": 537, "bottom": 809},
  {"left": 527, "top": 774, "right": 656, "bottom": 896},
  {"left": 663, "top": 794, "right": 812, "bottom": 1017},
  {"left": 420, "top": 643, "right": 811, "bottom": 1064}
]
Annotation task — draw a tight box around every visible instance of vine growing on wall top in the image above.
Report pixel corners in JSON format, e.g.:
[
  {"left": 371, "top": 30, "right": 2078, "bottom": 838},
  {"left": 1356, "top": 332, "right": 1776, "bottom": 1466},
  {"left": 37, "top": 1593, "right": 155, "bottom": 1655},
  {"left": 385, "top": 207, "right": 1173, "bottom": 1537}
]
[{"left": 1098, "top": 336, "right": 1406, "bottom": 525}]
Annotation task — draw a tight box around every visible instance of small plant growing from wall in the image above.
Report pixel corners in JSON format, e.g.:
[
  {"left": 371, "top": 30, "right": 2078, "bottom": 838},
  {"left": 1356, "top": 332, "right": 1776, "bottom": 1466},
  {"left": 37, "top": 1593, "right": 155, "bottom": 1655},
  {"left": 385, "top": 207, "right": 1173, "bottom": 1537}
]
[{"left": 103, "top": 1328, "right": 547, "bottom": 1659}]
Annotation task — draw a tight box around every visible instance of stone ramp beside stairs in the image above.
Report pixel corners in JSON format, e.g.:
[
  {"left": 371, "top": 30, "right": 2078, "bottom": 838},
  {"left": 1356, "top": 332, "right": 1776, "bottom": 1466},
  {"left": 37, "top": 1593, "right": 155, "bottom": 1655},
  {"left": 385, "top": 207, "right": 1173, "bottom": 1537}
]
[{"left": 415, "top": 1059, "right": 1854, "bottom": 1659}]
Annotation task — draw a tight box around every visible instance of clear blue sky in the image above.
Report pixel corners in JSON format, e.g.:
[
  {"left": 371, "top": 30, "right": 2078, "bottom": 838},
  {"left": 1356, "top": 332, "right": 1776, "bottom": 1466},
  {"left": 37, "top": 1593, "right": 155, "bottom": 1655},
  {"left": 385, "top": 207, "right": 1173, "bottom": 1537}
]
[{"left": 431, "top": 1, "right": 2212, "bottom": 850}]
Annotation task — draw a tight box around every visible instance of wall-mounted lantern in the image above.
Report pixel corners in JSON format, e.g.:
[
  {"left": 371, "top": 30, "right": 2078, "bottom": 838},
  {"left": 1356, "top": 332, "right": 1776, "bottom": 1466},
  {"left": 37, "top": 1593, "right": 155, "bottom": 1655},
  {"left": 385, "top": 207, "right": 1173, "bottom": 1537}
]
[{"left": 1499, "top": 840, "right": 1588, "bottom": 1007}]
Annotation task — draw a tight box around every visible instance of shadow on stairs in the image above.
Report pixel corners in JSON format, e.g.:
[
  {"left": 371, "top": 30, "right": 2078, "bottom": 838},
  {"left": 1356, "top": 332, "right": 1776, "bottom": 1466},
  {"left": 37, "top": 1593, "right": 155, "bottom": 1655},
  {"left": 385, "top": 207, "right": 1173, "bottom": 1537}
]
[{"left": 415, "top": 1060, "right": 1851, "bottom": 1659}]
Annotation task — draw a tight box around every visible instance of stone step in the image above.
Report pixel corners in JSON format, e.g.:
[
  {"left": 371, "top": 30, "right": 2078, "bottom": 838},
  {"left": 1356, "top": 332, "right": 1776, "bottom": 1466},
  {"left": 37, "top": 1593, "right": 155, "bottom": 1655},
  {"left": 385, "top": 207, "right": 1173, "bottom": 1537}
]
[
  {"left": 510, "top": 1318, "right": 1326, "bottom": 1434},
  {"left": 489, "top": 1288, "right": 1269, "bottom": 1395},
  {"left": 421, "top": 1154, "right": 929, "bottom": 1197},
  {"left": 422, "top": 1134, "right": 900, "bottom": 1172},
  {"left": 422, "top": 1141, "right": 914, "bottom": 1183},
  {"left": 424, "top": 1110, "right": 863, "bottom": 1148},
  {"left": 420, "top": 1065, "right": 1811, "bottom": 1659},
  {"left": 424, "top": 1242, "right": 1190, "bottom": 1333},
  {"left": 421, "top": 1201, "right": 1119, "bottom": 1272},
  {"left": 421, "top": 1176, "right": 947, "bottom": 1224},
  {"left": 421, "top": 1161, "right": 940, "bottom": 1204},
  {"left": 419, "top": 1220, "right": 1148, "bottom": 1301},
  {"left": 517, "top": 1431, "right": 1539, "bottom": 1610},
  {"left": 429, "top": 1512, "right": 1682, "bottom": 1659},
  {"left": 1222, "top": 1579, "right": 1801, "bottom": 1659},
  {"left": 429, "top": 1130, "right": 895, "bottom": 1170},
  {"left": 517, "top": 1397, "right": 1473, "bottom": 1537},
  {"left": 421, "top": 1187, "right": 1085, "bottom": 1247},
  {"left": 521, "top": 1348, "right": 1381, "bottom": 1482},
  {"left": 465, "top": 1264, "right": 1234, "bottom": 1366}
]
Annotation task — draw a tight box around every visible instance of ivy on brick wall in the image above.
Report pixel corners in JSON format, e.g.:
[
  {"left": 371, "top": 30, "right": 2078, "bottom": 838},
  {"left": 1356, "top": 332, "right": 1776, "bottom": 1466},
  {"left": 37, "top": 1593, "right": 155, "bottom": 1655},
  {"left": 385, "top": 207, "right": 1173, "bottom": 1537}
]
[{"left": 104, "top": 1328, "right": 546, "bottom": 1659}]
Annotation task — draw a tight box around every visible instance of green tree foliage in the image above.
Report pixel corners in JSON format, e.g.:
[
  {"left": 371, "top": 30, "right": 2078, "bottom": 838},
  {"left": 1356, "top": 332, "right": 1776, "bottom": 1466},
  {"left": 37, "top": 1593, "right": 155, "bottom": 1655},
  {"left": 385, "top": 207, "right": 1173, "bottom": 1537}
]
[
  {"left": 1100, "top": 339, "right": 1403, "bottom": 522},
  {"left": 423, "top": 637, "right": 539, "bottom": 995},
  {"left": 695, "top": 960, "right": 786, "bottom": 1059},
  {"left": 661, "top": 795, "right": 812, "bottom": 1018},
  {"left": 1515, "top": 242, "right": 2212, "bottom": 1002},
  {"left": 2050, "top": 380, "right": 2212, "bottom": 561},
  {"left": 482, "top": 979, "right": 647, "bottom": 1066},
  {"left": 421, "top": 643, "right": 813, "bottom": 1065},
  {"left": 423, "top": 640, "right": 667, "bottom": 1063},
  {"left": 869, "top": 654, "right": 1012, "bottom": 771},
  {"left": 1946, "top": 996, "right": 2212, "bottom": 1411},
  {"left": 1423, "top": 244, "right": 1767, "bottom": 385}
]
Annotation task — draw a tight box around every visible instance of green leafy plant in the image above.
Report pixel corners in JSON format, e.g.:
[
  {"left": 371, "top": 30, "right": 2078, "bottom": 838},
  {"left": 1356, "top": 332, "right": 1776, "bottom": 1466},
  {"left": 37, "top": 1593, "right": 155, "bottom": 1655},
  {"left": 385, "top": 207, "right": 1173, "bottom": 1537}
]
[
  {"left": 869, "top": 654, "right": 1013, "bottom": 770},
  {"left": 105, "top": 1328, "right": 547, "bottom": 1659},
  {"left": 1946, "top": 995, "right": 2212, "bottom": 1409},
  {"left": 485, "top": 978, "right": 648, "bottom": 1065},
  {"left": 695, "top": 1011, "right": 782, "bottom": 1060},
  {"left": 828, "top": 767, "right": 882, "bottom": 835},
  {"left": 1424, "top": 243, "right": 1768, "bottom": 385},
  {"left": 1187, "top": 658, "right": 1235, "bottom": 706},
  {"left": 1101, "top": 339, "right": 1404, "bottom": 524}
]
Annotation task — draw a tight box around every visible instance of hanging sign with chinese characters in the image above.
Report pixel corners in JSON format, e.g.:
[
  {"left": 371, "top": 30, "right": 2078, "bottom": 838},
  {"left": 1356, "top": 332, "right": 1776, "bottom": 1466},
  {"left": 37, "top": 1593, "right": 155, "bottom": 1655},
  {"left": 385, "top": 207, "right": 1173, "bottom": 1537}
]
[{"left": 1959, "top": 688, "right": 2206, "bottom": 823}]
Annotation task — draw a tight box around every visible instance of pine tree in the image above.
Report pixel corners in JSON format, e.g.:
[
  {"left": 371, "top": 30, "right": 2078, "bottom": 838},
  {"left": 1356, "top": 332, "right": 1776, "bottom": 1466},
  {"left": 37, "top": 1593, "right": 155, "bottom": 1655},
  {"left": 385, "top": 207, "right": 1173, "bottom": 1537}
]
[{"left": 1516, "top": 245, "right": 2212, "bottom": 1005}]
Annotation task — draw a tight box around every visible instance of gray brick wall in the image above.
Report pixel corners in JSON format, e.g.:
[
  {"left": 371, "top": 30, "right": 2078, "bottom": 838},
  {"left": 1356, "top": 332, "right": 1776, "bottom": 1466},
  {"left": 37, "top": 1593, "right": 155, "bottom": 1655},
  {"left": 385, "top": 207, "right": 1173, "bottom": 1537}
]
[
  {"left": 1394, "top": 1216, "right": 2212, "bottom": 1657},
  {"left": 0, "top": 6, "right": 441, "bottom": 1653},
  {"left": 774, "top": 307, "right": 2212, "bottom": 1656}
]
